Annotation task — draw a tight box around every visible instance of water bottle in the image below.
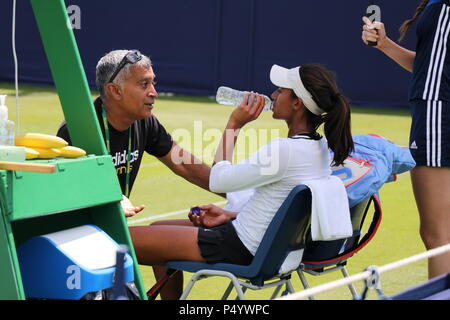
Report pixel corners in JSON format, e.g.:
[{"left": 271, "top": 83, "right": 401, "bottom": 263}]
[
  {"left": 216, "top": 86, "right": 272, "bottom": 112},
  {"left": 0, "top": 95, "right": 15, "bottom": 146}
]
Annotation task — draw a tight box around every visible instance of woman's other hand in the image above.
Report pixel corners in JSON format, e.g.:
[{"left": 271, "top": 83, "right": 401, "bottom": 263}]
[
  {"left": 228, "top": 92, "right": 266, "bottom": 128},
  {"left": 362, "top": 16, "right": 388, "bottom": 49},
  {"left": 188, "top": 204, "right": 236, "bottom": 228}
]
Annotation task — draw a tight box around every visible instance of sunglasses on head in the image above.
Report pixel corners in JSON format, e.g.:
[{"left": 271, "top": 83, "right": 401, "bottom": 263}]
[{"left": 108, "top": 50, "right": 142, "bottom": 83}]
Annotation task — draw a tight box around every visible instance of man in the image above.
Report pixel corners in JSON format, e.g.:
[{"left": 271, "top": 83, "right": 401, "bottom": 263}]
[{"left": 57, "top": 50, "right": 212, "bottom": 216}]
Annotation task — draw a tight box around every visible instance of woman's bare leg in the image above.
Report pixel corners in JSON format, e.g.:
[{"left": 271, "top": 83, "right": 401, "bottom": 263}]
[
  {"left": 129, "top": 224, "right": 205, "bottom": 299},
  {"left": 144, "top": 219, "right": 195, "bottom": 299},
  {"left": 150, "top": 219, "right": 194, "bottom": 227},
  {"left": 411, "top": 166, "right": 450, "bottom": 279}
]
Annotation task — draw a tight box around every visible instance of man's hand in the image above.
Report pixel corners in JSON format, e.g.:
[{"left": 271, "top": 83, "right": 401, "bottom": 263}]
[{"left": 121, "top": 195, "right": 145, "bottom": 218}]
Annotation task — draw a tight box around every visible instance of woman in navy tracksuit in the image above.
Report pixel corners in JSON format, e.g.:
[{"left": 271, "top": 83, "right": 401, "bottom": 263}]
[{"left": 362, "top": 0, "right": 450, "bottom": 279}]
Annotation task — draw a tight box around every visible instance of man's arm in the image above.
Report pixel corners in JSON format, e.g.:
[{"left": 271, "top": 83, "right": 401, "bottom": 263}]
[
  {"left": 56, "top": 121, "right": 73, "bottom": 145},
  {"left": 158, "top": 142, "right": 213, "bottom": 192}
]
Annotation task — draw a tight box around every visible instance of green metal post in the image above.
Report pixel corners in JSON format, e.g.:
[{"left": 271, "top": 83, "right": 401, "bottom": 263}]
[
  {"left": 30, "top": 0, "right": 106, "bottom": 155},
  {"left": 0, "top": 210, "right": 24, "bottom": 299}
]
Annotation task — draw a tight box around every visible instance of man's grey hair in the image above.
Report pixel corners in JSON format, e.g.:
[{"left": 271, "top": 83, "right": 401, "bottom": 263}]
[{"left": 96, "top": 50, "right": 152, "bottom": 98}]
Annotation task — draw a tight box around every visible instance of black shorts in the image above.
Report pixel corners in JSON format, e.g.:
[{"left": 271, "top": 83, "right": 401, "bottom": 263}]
[
  {"left": 197, "top": 221, "right": 253, "bottom": 266},
  {"left": 410, "top": 100, "right": 450, "bottom": 167}
]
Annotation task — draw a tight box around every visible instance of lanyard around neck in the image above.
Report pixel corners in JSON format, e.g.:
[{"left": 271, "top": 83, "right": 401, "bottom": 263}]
[{"left": 102, "top": 107, "right": 133, "bottom": 197}]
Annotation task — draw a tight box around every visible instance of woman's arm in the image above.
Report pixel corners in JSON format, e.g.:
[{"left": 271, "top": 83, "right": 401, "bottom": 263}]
[
  {"left": 210, "top": 92, "right": 290, "bottom": 193},
  {"left": 362, "top": 16, "right": 416, "bottom": 72},
  {"left": 378, "top": 38, "right": 416, "bottom": 72},
  {"left": 213, "top": 93, "right": 265, "bottom": 165},
  {"left": 210, "top": 138, "right": 289, "bottom": 193}
]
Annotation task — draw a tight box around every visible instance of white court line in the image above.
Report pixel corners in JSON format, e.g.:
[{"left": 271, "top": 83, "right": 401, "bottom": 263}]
[{"left": 127, "top": 200, "right": 228, "bottom": 225}]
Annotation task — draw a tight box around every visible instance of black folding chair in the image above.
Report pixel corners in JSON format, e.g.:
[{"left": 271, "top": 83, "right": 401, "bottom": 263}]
[{"left": 297, "top": 194, "right": 382, "bottom": 299}]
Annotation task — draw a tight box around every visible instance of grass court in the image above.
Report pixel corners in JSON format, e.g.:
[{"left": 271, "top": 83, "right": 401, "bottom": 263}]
[{"left": 0, "top": 82, "right": 426, "bottom": 300}]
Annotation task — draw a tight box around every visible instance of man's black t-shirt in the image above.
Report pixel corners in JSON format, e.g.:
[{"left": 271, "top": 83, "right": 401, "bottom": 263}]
[{"left": 57, "top": 97, "right": 173, "bottom": 195}]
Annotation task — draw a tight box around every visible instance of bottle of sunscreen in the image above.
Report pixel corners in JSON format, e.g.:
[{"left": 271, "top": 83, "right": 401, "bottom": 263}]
[{"left": 0, "top": 95, "right": 15, "bottom": 146}]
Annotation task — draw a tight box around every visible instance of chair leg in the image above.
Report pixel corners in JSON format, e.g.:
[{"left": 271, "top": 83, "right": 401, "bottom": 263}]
[
  {"left": 179, "top": 272, "right": 204, "bottom": 300},
  {"left": 277, "top": 279, "right": 295, "bottom": 297},
  {"left": 234, "top": 286, "right": 247, "bottom": 300},
  {"left": 270, "top": 284, "right": 283, "bottom": 299},
  {"left": 221, "top": 281, "right": 234, "bottom": 300},
  {"left": 230, "top": 279, "right": 246, "bottom": 300},
  {"left": 181, "top": 270, "right": 247, "bottom": 300},
  {"left": 285, "top": 279, "right": 296, "bottom": 295},
  {"left": 341, "top": 266, "right": 358, "bottom": 299},
  {"left": 297, "top": 270, "right": 315, "bottom": 300}
]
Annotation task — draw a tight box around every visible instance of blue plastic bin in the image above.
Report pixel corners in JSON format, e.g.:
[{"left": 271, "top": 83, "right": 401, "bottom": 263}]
[{"left": 17, "top": 225, "right": 134, "bottom": 300}]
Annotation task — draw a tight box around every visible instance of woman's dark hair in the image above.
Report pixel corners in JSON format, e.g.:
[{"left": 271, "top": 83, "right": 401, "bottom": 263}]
[
  {"left": 296, "top": 64, "right": 354, "bottom": 166},
  {"left": 398, "top": 0, "right": 430, "bottom": 42}
]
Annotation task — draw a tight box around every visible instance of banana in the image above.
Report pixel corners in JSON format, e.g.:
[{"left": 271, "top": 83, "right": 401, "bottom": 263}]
[
  {"left": 16, "top": 133, "right": 86, "bottom": 160},
  {"left": 28, "top": 147, "right": 62, "bottom": 159},
  {"left": 59, "top": 146, "right": 86, "bottom": 158},
  {"left": 15, "top": 133, "right": 68, "bottom": 149},
  {"left": 25, "top": 147, "right": 40, "bottom": 160}
]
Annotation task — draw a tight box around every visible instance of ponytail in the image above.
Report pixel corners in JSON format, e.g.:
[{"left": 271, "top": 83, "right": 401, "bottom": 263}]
[
  {"left": 323, "top": 94, "right": 354, "bottom": 166},
  {"left": 399, "top": 0, "right": 430, "bottom": 42},
  {"left": 298, "top": 64, "right": 354, "bottom": 166}
]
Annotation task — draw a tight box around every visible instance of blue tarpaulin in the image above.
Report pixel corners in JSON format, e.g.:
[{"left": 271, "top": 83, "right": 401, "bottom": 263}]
[{"left": 0, "top": 0, "right": 418, "bottom": 109}]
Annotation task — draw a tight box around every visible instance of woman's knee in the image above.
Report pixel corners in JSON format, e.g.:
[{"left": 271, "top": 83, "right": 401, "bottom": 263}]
[
  {"left": 149, "top": 219, "right": 193, "bottom": 227},
  {"left": 150, "top": 220, "right": 168, "bottom": 226},
  {"left": 420, "top": 223, "right": 450, "bottom": 250},
  {"left": 411, "top": 166, "right": 450, "bottom": 249},
  {"left": 419, "top": 225, "right": 433, "bottom": 249}
]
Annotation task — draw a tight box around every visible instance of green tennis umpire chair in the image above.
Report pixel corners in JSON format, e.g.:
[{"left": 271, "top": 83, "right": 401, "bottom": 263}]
[{"left": 164, "top": 185, "right": 313, "bottom": 300}]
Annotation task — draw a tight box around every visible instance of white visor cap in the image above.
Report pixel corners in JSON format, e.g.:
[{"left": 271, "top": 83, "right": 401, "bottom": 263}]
[{"left": 269, "top": 64, "right": 326, "bottom": 116}]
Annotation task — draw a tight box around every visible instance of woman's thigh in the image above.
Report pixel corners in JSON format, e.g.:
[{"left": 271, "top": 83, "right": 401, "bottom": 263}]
[
  {"left": 150, "top": 219, "right": 193, "bottom": 227},
  {"left": 411, "top": 166, "right": 450, "bottom": 241},
  {"left": 129, "top": 225, "right": 205, "bottom": 266}
]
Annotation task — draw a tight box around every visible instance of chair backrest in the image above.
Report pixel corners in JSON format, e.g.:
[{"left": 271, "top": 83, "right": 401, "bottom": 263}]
[
  {"left": 301, "top": 194, "right": 382, "bottom": 270},
  {"left": 246, "top": 185, "right": 312, "bottom": 286}
]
